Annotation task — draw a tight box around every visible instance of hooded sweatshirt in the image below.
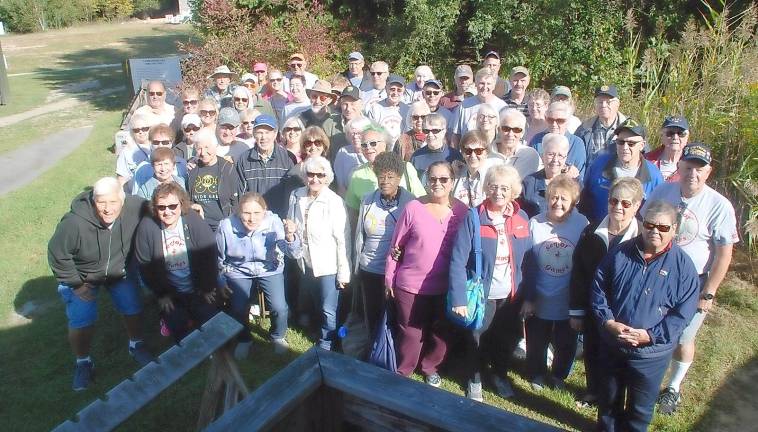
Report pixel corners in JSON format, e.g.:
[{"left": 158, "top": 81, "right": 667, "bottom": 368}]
[{"left": 48, "top": 191, "right": 147, "bottom": 287}]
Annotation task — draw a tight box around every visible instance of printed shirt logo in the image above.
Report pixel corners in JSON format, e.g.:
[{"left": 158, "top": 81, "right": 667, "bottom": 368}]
[
  {"left": 675, "top": 207, "right": 699, "bottom": 246},
  {"left": 537, "top": 236, "right": 575, "bottom": 277},
  {"left": 659, "top": 269, "right": 668, "bottom": 277},
  {"left": 193, "top": 174, "right": 220, "bottom": 203}
]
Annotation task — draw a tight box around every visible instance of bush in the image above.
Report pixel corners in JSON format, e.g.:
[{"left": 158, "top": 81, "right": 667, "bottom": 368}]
[
  {"left": 96, "top": 0, "right": 133, "bottom": 20},
  {"left": 0, "top": 0, "right": 96, "bottom": 32}
]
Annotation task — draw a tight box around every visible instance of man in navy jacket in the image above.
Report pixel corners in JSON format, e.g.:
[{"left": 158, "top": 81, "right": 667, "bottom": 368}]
[{"left": 591, "top": 200, "right": 699, "bottom": 432}]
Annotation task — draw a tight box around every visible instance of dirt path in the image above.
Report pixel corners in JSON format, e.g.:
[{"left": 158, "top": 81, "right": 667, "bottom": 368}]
[
  {"left": 0, "top": 98, "right": 81, "bottom": 128},
  {"left": 0, "top": 126, "right": 93, "bottom": 196}
]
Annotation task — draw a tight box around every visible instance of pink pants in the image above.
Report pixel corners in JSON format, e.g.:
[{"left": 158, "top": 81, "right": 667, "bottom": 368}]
[{"left": 393, "top": 287, "right": 449, "bottom": 377}]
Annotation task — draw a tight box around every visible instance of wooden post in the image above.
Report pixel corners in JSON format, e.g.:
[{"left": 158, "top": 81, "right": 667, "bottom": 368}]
[
  {"left": 196, "top": 349, "right": 250, "bottom": 431},
  {"left": 0, "top": 41, "right": 10, "bottom": 105}
]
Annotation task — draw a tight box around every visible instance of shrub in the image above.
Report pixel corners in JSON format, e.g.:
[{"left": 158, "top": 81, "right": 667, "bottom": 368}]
[
  {"left": 0, "top": 0, "right": 96, "bottom": 32},
  {"left": 96, "top": 0, "right": 133, "bottom": 20}
]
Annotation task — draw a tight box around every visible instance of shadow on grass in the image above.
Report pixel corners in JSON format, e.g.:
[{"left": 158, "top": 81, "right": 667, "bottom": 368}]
[{"left": 691, "top": 355, "right": 758, "bottom": 431}]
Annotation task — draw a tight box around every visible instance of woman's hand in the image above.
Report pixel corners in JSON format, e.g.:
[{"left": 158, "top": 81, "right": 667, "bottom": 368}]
[
  {"left": 283, "top": 218, "right": 297, "bottom": 241},
  {"left": 191, "top": 203, "right": 205, "bottom": 219},
  {"left": 337, "top": 282, "right": 347, "bottom": 290},
  {"left": 158, "top": 296, "right": 175, "bottom": 313},
  {"left": 452, "top": 305, "right": 468, "bottom": 319},
  {"left": 385, "top": 285, "right": 394, "bottom": 299},
  {"left": 390, "top": 246, "right": 402, "bottom": 261},
  {"left": 520, "top": 300, "right": 535, "bottom": 320}
]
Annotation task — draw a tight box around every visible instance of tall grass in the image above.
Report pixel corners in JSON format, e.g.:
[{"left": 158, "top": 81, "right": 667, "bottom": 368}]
[{"left": 621, "top": 1, "right": 757, "bottom": 267}]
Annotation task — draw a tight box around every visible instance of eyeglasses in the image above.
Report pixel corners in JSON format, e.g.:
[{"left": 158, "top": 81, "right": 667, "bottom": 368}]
[
  {"left": 283, "top": 127, "right": 302, "bottom": 133},
  {"left": 361, "top": 141, "right": 382, "bottom": 148},
  {"left": 234, "top": 97, "right": 248, "bottom": 103},
  {"left": 304, "top": 140, "right": 323, "bottom": 148},
  {"left": 423, "top": 128, "right": 444, "bottom": 135},
  {"left": 609, "top": 197, "right": 634, "bottom": 208},
  {"left": 200, "top": 110, "right": 217, "bottom": 116},
  {"left": 546, "top": 117, "right": 567, "bottom": 124},
  {"left": 428, "top": 176, "right": 451, "bottom": 184},
  {"left": 132, "top": 126, "right": 150, "bottom": 133},
  {"left": 665, "top": 130, "right": 688, "bottom": 138},
  {"left": 463, "top": 147, "right": 486, "bottom": 156},
  {"left": 411, "top": 115, "right": 427, "bottom": 120},
  {"left": 424, "top": 90, "right": 442, "bottom": 96},
  {"left": 478, "top": 114, "right": 497, "bottom": 121},
  {"left": 183, "top": 125, "right": 201, "bottom": 132},
  {"left": 642, "top": 221, "right": 672, "bottom": 232},
  {"left": 148, "top": 91, "right": 164, "bottom": 97},
  {"left": 182, "top": 99, "right": 198, "bottom": 106},
  {"left": 544, "top": 152, "right": 567, "bottom": 160},
  {"left": 311, "top": 94, "right": 331, "bottom": 102},
  {"left": 370, "top": 71, "right": 387, "bottom": 76},
  {"left": 487, "top": 185, "right": 511, "bottom": 193},
  {"left": 500, "top": 126, "right": 524, "bottom": 133},
  {"left": 156, "top": 203, "right": 180, "bottom": 211},
  {"left": 219, "top": 124, "right": 236, "bottom": 131},
  {"left": 270, "top": 77, "right": 283, "bottom": 82},
  {"left": 306, "top": 172, "right": 327, "bottom": 179},
  {"left": 615, "top": 139, "right": 643, "bottom": 147},
  {"left": 151, "top": 140, "right": 171, "bottom": 146}
]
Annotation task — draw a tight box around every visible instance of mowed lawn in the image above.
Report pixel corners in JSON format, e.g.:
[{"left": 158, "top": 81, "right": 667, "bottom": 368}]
[{"left": 0, "top": 21, "right": 756, "bottom": 432}]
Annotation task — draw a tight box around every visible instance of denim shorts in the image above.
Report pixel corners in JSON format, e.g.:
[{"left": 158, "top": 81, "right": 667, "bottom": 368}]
[{"left": 58, "top": 277, "right": 143, "bottom": 328}]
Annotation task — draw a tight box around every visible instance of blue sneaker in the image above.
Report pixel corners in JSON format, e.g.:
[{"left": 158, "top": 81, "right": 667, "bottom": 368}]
[
  {"left": 129, "top": 342, "right": 155, "bottom": 367},
  {"left": 72, "top": 360, "right": 94, "bottom": 391}
]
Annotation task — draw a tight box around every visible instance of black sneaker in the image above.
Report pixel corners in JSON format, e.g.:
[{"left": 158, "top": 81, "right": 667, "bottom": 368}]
[
  {"left": 72, "top": 360, "right": 94, "bottom": 391},
  {"left": 656, "top": 387, "right": 681, "bottom": 415},
  {"left": 129, "top": 342, "right": 155, "bottom": 367}
]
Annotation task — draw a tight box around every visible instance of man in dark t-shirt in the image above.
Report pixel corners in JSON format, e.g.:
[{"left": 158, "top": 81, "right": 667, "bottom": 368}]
[{"left": 188, "top": 128, "right": 239, "bottom": 230}]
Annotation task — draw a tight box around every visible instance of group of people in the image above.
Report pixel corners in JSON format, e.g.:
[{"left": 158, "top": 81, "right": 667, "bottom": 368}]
[{"left": 48, "top": 49, "right": 739, "bottom": 432}]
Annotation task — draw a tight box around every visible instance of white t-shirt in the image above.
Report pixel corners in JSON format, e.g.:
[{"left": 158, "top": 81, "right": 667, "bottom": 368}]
[
  {"left": 659, "top": 159, "right": 678, "bottom": 180},
  {"left": 613, "top": 164, "right": 639, "bottom": 178},
  {"left": 488, "top": 143, "right": 541, "bottom": 179},
  {"left": 366, "top": 100, "right": 409, "bottom": 145},
  {"left": 528, "top": 209, "right": 589, "bottom": 320},
  {"left": 452, "top": 96, "right": 508, "bottom": 136},
  {"left": 646, "top": 183, "right": 739, "bottom": 274},
  {"left": 334, "top": 146, "right": 367, "bottom": 194},
  {"left": 162, "top": 218, "right": 193, "bottom": 293},
  {"left": 489, "top": 213, "right": 512, "bottom": 299}
]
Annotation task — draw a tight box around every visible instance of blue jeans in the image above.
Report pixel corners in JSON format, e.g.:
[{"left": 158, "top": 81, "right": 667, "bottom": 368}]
[
  {"left": 226, "top": 273, "right": 289, "bottom": 341},
  {"left": 58, "top": 277, "right": 143, "bottom": 329},
  {"left": 525, "top": 317, "right": 577, "bottom": 381},
  {"left": 301, "top": 266, "right": 339, "bottom": 350}
]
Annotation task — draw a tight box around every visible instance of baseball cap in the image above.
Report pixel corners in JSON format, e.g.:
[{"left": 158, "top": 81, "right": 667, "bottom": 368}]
[
  {"left": 348, "top": 51, "right": 364, "bottom": 61},
  {"left": 253, "top": 114, "right": 277, "bottom": 130},
  {"left": 552, "top": 85, "right": 572, "bottom": 99},
  {"left": 662, "top": 115, "right": 690, "bottom": 130},
  {"left": 681, "top": 142, "right": 712, "bottom": 165},
  {"left": 240, "top": 73, "right": 257, "bottom": 84},
  {"left": 595, "top": 85, "right": 619, "bottom": 98},
  {"left": 217, "top": 107, "right": 241, "bottom": 127},
  {"left": 387, "top": 75, "right": 405, "bottom": 87},
  {"left": 510, "top": 66, "right": 529, "bottom": 77},
  {"left": 181, "top": 113, "right": 201, "bottom": 128},
  {"left": 423, "top": 79, "right": 443, "bottom": 89},
  {"left": 253, "top": 63, "right": 268, "bottom": 73},
  {"left": 289, "top": 53, "right": 306, "bottom": 61},
  {"left": 484, "top": 50, "right": 500, "bottom": 60},
  {"left": 614, "top": 118, "right": 646, "bottom": 139},
  {"left": 340, "top": 85, "right": 360, "bottom": 101},
  {"left": 455, "top": 65, "right": 473, "bottom": 79}
]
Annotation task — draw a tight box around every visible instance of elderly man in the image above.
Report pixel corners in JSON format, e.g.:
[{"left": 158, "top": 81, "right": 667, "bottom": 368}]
[
  {"left": 405, "top": 65, "right": 434, "bottom": 103},
  {"left": 215, "top": 107, "right": 249, "bottom": 162},
  {"left": 451, "top": 68, "right": 507, "bottom": 146},
  {"left": 326, "top": 85, "right": 365, "bottom": 161},
  {"left": 591, "top": 200, "right": 699, "bottom": 432},
  {"left": 530, "top": 101, "right": 587, "bottom": 180},
  {"left": 575, "top": 85, "right": 628, "bottom": 166},
  {"left": 236, "top": 114, "right": 295, "bottom": 218},
  {"left": 482, "top": 51, "right": 509, "bottom": 98},
  {"left": 341, "top": 51, "right": 371, "bottom": 90},
  {"left": 135, "top": 80, "right": 176, "bottom": 127},
  {"left": 644, "top": 143, "right": 739, "bottom": 416},
  {"left": 410, "top": 113, "right": 463, "bottom": 178},
  {"left": 299, "top": 80, "right": 336, "bottom": 128},
  {"left": 502, "top": 66, "right": 530, "bottom": 117},
  {"left": 188, "top": 128, "right": 239, "bottom": 231},
  {"left": 422, "top": 79, "right": 454, "bottom": 131},
  {"left": 360, "top": 61, "right": 390, "bottom": 107},
  {"left": 551, "top": 86, "right": 581, "bottom": 133},
  {"left": 48, "top": 177, "right": 154, "bottom": 391},
  {"left": 645, "top": 116, "right": 690, "bottom": 182},
  {"left": 204, "top": 65, "right": 238, "bottom": 108},
  {"left": 366, "top": 75, "right": 409, "bottom": 148},
  {"left": 440, "top": 64, "right": 476, "bottom": 110},
  {"left": 488, "top": 108, "right": 540, "bottom": 179},
  {"left": 284, "top": 52, "right": 318, "bottom": 91}
]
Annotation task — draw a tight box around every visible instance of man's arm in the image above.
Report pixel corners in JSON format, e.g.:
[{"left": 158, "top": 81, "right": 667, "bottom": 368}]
[
  {"left": 698, "top": 244, "right": 733, "bottom": 312},
  {"left": 48, "top": 217, "right": 83, "bottom": 287}
]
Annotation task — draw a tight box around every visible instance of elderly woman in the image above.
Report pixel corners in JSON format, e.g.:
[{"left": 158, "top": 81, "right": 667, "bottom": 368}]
[
  {"left": 410, "top": 113, "right": 463, "bottom": 180},
  {"left": 134, "top": 182, "right": 220, "bottom": 343},
  {"left": 237, "top": 108, "right": 260, "bottom": 147},
  {"left": 133, "top": 148, "right": 186, "bottom": 199},
  {"left": 581, "top": 119, "right": 664, "bottom": 224},
  {"left": 216, "top": 192, "right": 300, "bottom": 359},
  {"left": 198, "top": 98, "right": 218, "bottom": 129},
  {"left": 334, "top": 117, "right": 370, "bottom": 195},
  {"left": 475, "top": 103, "right": 499, "bottom": 147},
  {"left": 645, "top": 116, "right": 690, "bottom": 182},
  {"left": 282, "top": 126, "right": 331, "bottom": 196},
  {"left": 396, "top": 101, "right": 431, "bottom": 162},
  {"left": 452, "top": 130, "right": 498, "bottom": 207},
  {"left": 287, "top": 156, "right": 351, "bottom": 351},
  {"left": 521, "top": 175, "right": 588, "bottom": 391},
  {"left": 550, "top": 86, "right": 581, "bottom": 134},
  {"left": 449, "top": 164, "right": 530, "bottom": 401},
  {"left": 116, "top": 113, "right": 152, "bottom": 186},
  {"left": 489, "top": 108, "right": 540, "bottom": 179},
  {"left": 174, "top": 114, "right": 201, "bottom": 160},
  {"left": 280, "top": 117, "right": 305, "bottom": 163},
  {"left": 519, "top": 133, "right": 571, "bottom": 218},
  {"left": 262, "top": 69, "right": 292, "bottom": 121},
  {"left": 386, "top": 161, "right": 468, "bottom": 384},
  {"left": 354, "top": 151, "right": 415, "bottom": 336},
  {"left": 569, "top": 177, "right": 643, "bottom": 407},
  {"left": 525, "top": 89, "right": 550, "bottom": 143},
  {"left": 232, "top": 86, "right": 253, "bottom": 113}
]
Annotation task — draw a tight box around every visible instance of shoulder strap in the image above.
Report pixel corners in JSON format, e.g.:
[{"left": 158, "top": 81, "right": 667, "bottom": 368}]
[
  {"left": 403, "top": 163, "right": 411, "bottom": 191},
  {"left": 470, "top": 207, "right": 482, "bottom": 278}
]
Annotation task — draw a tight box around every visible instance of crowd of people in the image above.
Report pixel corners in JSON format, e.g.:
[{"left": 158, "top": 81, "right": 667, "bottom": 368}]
[{"left": 47, "top": 49, "right": 739, "bottom": 431}]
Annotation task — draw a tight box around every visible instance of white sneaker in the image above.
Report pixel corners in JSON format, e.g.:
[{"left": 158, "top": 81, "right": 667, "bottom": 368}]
[
  {"left": 250, "top": 304, "right": 261, "bottom": 317},
  {"left": 547, "top": 345, "right": 554, "bottom": 367},
  {"left": 513, "top": 338, "right": 527, "bottom": 360},
  {"left": 234, "top": 342, "right": 251, "bottom": 360},
  {"left": 466, "top": 381, "right": 483, "bottom": 402}
]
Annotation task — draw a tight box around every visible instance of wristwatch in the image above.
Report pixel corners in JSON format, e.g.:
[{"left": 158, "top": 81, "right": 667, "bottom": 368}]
[{"left": 701, "top": 293, "right": 715, "bottom": 300}]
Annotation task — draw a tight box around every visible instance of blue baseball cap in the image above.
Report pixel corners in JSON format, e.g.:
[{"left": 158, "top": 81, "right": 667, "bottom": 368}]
[
  {"left": 253, "top": 114, "right": 277, "bottom": 130},
  {"left": 662, "top": 115, "right": 689, "bottom": 131},
  {"left": 423, "top": 79, "right": 443, "bottom": 89}
]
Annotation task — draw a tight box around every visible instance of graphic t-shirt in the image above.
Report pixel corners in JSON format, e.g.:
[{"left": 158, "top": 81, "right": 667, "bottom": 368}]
[
  {"left": 193, "top": 163, "right": 224, "bottom": 229},
  {"left": 162, "top": 218, "right": 193, "bottom": 293},
  {"left": 359, "top": 190, "right": 408, "bottom": 274}
]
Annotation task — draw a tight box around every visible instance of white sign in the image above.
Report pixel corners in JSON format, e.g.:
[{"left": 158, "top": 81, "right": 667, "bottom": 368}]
[{"left": 127, "top": 57, "right": 183, "bottom": 94}]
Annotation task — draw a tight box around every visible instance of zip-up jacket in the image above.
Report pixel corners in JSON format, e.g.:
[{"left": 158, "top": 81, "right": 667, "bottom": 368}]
[
  {"left": 236, "top": 145, "right": 294, "bottom": 218},
  {"left": 591, "top": 237, "right": 699, "bottom": 358},
  {"left": 48, "top": 191, "right": 148, "bottom": 287},
  {"left": 449, "top": 201, "right": 530, "bottom": 307}
]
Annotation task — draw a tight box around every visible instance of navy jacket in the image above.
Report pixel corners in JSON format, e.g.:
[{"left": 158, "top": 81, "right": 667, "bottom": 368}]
[
  {"left": 449, "top": 201, "right": 530, "bottom": 307},
  {"left": 591, "top": 237, "right": 699, "bottom": 358},
  {"left": 519, "top": 169, "right": 548, "bottom": 219}
]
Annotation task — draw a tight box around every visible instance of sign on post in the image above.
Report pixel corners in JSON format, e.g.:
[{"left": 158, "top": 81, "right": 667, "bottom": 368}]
[{"left": 124, "top": 57, "right": 183, "bottom": 96}]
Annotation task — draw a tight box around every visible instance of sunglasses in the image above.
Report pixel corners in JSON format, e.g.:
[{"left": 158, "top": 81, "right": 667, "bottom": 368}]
[
  {"left": 156, "top": 203, "right": 180, "bottom": 211},
  {"left": 609, "top": 197, "right": 634, "bottom": 208},
  {"left": 304, "top": 140, "right": 323, "bottom": 148},
  {"left": 182, "top": 99, "right": 198, "bottom": 106},
  {"left": 243, "top": 83, "right": 257, "bottom": 88},
  {"left": 616, "top": 139, "right": 643, "bottom": 147},
  {"left": 152, "top": 140, "right": 171, "bottom": 146},
  {"left": 234, "top": 97, "right": 248, "bottom": 103},
  {"left": 132, "top": 126, "right": 150, "bottom": 133},
  {"left": 463, "top": 147, "right": 486, "bottom": 156},
  {"left": 424, "top": 90, "right": 442, "bottom": 96},
  {"left": 270, "top": 77, "right": 283, "bottom": 82},
  {"left": 642, "top": 221, "right": 672, "bottom": 233},
  {"left": 148, "top": 91, "right": 164, "bottom": 97},
  {"left": 183, "top": 125, "right": 201, "bottom": 132},
  {"left": 412, "top": 115, "right": 427, "bottom": 120},
  {"left": 306, "top": 171, "right": 327, "bottom": 179},
  {"left": 428, "top": 176, "right": 451, "bottom": 184},
  {"left": 254, "top": 70, "right": 267, "bottom": 74},
  {"left": 290, "top": 62, "right": 304, "bottom": 68},
  {"left": 500, "top": 126, "right": 524, "bottom": 133},
  {"left": 311, "top": 94, "right": 331, "bottom": 102},
  {"left": 423, "top": 128, "right": 444, "bottom": 135},
  {"left": 283, "top": 127, "right": 302, "bottom": 133},
  {"left": 370, "top": 71, "right": 387, "bottom": 76},
  {"left": 200, "top": 110, "right": 217, "bottom": 116},
  {"left": 546, "top": 117, "right": 567, "bottom": 124},
  {"left": 665, "top": 130, "right": 688, "bottom": 138},
  {"left": 361, "top": 141, "right": 382, "bottom": 149}
]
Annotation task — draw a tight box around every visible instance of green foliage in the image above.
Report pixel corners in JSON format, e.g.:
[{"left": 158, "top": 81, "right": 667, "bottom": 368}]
[
  {"left": 96, "top": 0, "right": 133, "bottom": 19},
  {"left": 132, "top": 0, "right": 159, "bottom": 15},
  {"left": 0, "top": 0, "right": 129, "bottom": 32},
  {"left": 0, "top": 0, "right": 50, "bottom": 32}
]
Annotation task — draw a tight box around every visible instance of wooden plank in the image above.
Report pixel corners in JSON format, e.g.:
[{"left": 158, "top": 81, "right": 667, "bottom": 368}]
[
  {"left": 317, "top": 350, "right": 562, "bottom": 432},
  {"left": 52, "top": 313, "right": 242, "bottom": 432},
  {"left": 204, "top": 348, "right": 323, "bottom": 432}
]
